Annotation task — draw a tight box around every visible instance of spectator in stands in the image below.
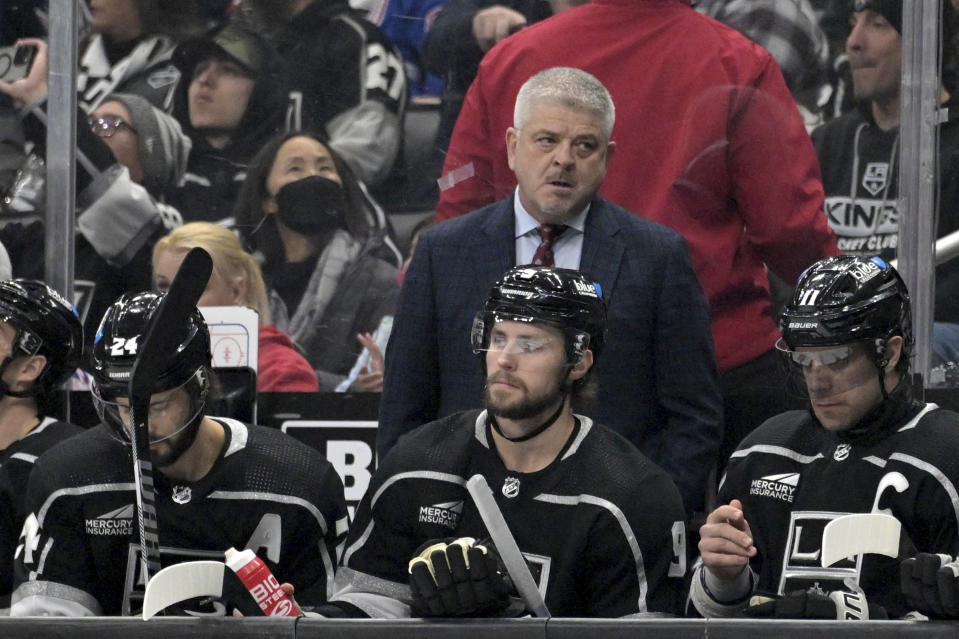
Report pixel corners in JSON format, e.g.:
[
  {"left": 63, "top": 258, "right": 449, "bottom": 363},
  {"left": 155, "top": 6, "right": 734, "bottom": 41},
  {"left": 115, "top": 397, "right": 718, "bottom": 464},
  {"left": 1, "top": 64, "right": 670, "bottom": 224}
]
[
  {"left": 692, "top": 256, "right": 959, "bottom": 620},
  {"left": 378, "top": 67, "right": 721, "bottom": 515},
  {"left": 0, "top": 280, "right": 83, "bottom": 608},
  {"left": 0, "top": 0, "right": 201, "bottom": 213},
  {"left": 365, "top": 0, "right": 445, "bottom": 98},
  {"left": 232, "top": 131, "right": 400, "bottom": 391},
  {"left": 694, "top": 0, "right": 830, "bottom": 130},
  {"left": 422, "top": 0, "right": 552, "bottom": 154},
  {"left": 812, "top": 0, "right": 959, "bottom": 365},
  {"left": 318, "top": 266, "right": 688, "bottom": 618},
  {"left": 153, "top": 221, "right": 320, "bottom": 393},
  {"left": 435, "top": 0, "right": 839, "bottom": 475},
  {"left": 10, "top": 290, "right": 347, "bottom": 616},
  {"left": 235, "top": 0, "right": 408, "bottom": 189},
  {"left": 0, "top": 39, "right": 187, "bottom": 348},
  {"left": 0, "top": 0, "right": 43, "bottom": 191},
  {"left": 168, "top": 22, "right": 288, "bottom": 224},
  {"left": 79, "top": 0, "right": 203, "bottom": 112}
]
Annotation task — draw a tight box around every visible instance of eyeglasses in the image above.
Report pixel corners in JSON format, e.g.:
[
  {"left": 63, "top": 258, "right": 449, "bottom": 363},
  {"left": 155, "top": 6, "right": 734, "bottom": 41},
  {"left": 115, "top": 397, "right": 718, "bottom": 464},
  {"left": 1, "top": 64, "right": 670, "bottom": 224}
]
[{"left": 88, "top": 115, "right": 137, "bottom": 138}]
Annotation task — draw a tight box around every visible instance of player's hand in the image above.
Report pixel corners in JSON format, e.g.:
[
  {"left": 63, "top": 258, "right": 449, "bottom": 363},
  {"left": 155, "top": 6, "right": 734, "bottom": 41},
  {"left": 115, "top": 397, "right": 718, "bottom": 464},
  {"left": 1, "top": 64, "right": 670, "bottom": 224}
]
[
  {"left": 348, "top": 333, "right": 384, "bottom": 392},
  {"left": 0, "top": 38, "right": 48, "bottom": 106},
  {"left": 698, "top": 499, "right": 757, "bottom": 580},
  {"left": 408, "top": 537, "right": 511, "bottom": 616},
  {"left": 901, "top": 553, "right": 959, "bottom": 617},
  {"left": 471, "top": 6, "right": 527, "bottom": 52},
  {"left": 744, "top": 588, "right": 887, "bottom": 620}
]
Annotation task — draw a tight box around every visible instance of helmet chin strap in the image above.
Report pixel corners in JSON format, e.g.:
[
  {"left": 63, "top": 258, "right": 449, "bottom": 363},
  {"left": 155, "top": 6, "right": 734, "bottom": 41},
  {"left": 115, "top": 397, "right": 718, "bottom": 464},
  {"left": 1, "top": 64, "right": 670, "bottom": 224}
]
[{"left": 489, "top": 397, "right": 566, "bottom": 443}]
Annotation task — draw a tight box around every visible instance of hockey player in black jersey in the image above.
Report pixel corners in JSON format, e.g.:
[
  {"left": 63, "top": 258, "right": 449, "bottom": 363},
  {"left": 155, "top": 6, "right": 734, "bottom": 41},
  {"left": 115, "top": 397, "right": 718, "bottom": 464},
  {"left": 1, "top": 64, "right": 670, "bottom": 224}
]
[
  {"left": 10, "top": 290, "right": 348, "bottom": 616},
  {"left": 314, "top": 265, "right": 687, "bottom": 618},
  {"left": 0, "top": 279, "right": 84, "bottom": 607},
  {"left": 691, "top": 255, "right": 959, "bottom": 620}
]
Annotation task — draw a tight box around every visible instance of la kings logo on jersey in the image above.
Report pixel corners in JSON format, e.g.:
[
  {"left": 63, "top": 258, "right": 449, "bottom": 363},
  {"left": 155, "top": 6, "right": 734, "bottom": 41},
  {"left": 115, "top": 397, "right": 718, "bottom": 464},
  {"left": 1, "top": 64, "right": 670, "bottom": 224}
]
[
  {"left": 86, "top": 504, "right": 134, "bottom": 536},
  {"left": 778, "top": 511, "right": 858, "bottom": 595},
  {"left": 862, "top": 163, "right": 889, "bottom": 196},
  {"left": 750, "top": 473, "right": 800, "bottom": 503},
  {"left": 418, "top": 501, "right": 463, "bottom": 530},
  {"left": 777, "top": 473, "right": 910, "bottom": 596}
]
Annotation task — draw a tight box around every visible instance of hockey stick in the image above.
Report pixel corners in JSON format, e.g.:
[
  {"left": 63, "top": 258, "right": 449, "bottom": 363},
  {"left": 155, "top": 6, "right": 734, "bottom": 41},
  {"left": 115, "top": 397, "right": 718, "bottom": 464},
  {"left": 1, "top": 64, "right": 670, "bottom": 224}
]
[
  {"left": 820, "top": 513, "right": 902, "bottom": 567},
  {"left": 129, "top": 247, "right": 213, "bottom": 583},
  {"left": 142, "top": 560, "right": 225, "bottom": 620},
  {"left": 466, "top": 474, "right": 551, "bottom": 617}
]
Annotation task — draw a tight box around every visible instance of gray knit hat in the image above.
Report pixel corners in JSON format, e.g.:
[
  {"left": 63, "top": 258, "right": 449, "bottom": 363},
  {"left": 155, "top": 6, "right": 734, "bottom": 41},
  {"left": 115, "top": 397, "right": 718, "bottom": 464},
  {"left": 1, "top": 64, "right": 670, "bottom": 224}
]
[{"left": 105, "top": 92, "right": 192, "bottom": 194}]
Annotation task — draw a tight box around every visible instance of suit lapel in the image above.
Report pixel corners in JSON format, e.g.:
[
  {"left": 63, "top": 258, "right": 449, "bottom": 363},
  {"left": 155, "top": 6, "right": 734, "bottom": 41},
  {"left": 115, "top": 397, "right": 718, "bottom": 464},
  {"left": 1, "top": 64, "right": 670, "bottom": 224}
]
[
  {"left": 478, "top": 198, "right": 517, "bottom": 284},
  {"left": 580, "top": 200, "right": 625, "bottom": 302}
]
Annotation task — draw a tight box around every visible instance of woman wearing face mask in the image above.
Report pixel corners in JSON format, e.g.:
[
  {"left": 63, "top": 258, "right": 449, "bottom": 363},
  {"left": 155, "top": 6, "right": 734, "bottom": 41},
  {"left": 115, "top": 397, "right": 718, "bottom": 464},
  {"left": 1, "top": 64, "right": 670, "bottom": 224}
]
[{"left": 233, "top": 131, "right": 399, "bottom": 392}]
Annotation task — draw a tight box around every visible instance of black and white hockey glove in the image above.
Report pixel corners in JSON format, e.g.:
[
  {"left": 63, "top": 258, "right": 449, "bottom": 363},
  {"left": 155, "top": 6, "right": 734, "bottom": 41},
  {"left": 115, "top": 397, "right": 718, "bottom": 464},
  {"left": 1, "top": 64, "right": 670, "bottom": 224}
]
[
  {"left": 901, "top": 553, "right": 959, "bottom": 617},
  {"left": 408, "top": 537, "right": 511, "bottom": 617},
  {"left": 744, "top": 588, "right": 887, "bottom": 620}
]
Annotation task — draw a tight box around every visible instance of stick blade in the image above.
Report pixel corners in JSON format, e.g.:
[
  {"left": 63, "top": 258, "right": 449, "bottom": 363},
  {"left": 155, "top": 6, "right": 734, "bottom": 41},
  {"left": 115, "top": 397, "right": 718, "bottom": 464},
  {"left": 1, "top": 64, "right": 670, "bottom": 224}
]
[
  {"left": 142, "top": 560, "right": 225, "bottom": 620},
  {"left": 821, "top": 513, "right": 902, "bottom": 567}
]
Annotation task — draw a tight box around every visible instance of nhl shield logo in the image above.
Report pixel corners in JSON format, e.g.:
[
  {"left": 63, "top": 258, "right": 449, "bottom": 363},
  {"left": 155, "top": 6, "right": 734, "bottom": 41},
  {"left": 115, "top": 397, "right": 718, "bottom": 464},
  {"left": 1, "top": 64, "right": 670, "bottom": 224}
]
[
  {"left": 833, "top": 444, "right": 852, "bottom": 461},
  {"left": 862, "top": 163, "right": 888, "bottom": 196},
  {"left": 502, "top": 477, "right": 521, "bottom": 498},
  {"left": 171, "top": 485, "right": 192, "bottom": 504}
]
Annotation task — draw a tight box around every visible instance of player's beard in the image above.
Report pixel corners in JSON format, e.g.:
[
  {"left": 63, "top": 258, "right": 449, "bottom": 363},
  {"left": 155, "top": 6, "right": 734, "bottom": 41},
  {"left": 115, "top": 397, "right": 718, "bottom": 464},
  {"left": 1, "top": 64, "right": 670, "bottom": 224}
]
[
  {"left": 151, "top": 429, "right": 188, "bottom": 468},
  {"left": 485, "top": 369, "right": 567, "bottom": 421}
]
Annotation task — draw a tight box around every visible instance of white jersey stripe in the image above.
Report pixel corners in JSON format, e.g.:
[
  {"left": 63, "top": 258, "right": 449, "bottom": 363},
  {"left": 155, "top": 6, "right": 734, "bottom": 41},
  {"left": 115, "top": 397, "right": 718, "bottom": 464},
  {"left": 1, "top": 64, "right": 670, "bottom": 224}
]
[
  {"left": 534, "top": 492, "right": 648, "bottom": 613},
  {"left": 207, "top": 491, "right": 329, "bottom": 534},
  {"left": 889, "top": 452, "right": 959, "bottom": 525}
]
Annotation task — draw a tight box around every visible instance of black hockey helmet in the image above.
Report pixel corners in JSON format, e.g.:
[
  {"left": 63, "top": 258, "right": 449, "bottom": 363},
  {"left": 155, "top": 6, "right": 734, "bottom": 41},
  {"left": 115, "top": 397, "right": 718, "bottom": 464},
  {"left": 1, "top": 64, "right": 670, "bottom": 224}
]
[
  {"left": 0, "top": 279, "right": 83, "bottom": 396},
  {"left": 91, "top": 291, "right": 211, "bottom": 444},
  {"left": 472, "top": 266, "right": 607, "bottom": 363},
  {"left": 780, "top": 255, "right": 911, "bottom": 353}
]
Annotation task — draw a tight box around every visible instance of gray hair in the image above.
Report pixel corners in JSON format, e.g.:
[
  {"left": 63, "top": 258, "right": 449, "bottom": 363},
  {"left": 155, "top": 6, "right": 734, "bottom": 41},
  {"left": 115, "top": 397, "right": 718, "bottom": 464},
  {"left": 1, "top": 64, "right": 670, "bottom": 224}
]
[{"left": 513, "top": 67, "right": 615, "bottom": 138}]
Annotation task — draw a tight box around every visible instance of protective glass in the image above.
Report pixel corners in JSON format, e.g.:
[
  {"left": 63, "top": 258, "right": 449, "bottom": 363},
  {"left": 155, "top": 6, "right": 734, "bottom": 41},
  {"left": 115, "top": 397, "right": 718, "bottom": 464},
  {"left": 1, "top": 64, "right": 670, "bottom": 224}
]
[
  {"left": 776, "top": 339, "right": 879, "bottom": 401},
  {"left": 88, "top": 115, "right": 137, "bottom": 138},
  {"left": 91, "top": 369, "right": 205, "bottom": 445}
]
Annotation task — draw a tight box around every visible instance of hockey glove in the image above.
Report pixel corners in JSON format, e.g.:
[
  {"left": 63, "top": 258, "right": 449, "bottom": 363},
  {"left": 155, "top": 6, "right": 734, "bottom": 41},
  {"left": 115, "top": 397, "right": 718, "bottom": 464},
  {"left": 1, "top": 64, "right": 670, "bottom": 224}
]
[
  {"left": 408, "top": 537, "right": 511, "bottom": 617},
  {"left": 744, "top": 588, "right": 887, "bottom": 620},
  {"left": 901, "top": 553, "right": 959, "bottom": 617}
]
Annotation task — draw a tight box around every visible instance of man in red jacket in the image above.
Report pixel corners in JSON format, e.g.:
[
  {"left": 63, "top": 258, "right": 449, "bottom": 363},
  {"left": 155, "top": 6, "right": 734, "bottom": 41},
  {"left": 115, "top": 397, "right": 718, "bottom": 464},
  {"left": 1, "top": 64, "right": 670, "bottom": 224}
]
[{"left": 435, "top": 0, "right": 839, "bottom": 467}]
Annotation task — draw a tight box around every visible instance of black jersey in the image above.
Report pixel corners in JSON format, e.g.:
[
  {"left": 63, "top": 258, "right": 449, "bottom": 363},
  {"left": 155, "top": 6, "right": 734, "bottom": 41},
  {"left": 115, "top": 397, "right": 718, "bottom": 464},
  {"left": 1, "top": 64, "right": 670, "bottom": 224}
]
[
  {"left": 693, "top": 403, "right": 959, "bottom": 618},
  {"left": 0, "top": 418, "right": 82, "bottom": 605},
  {"left": 11, "top": 418, "right": 348, "bottom": 616},
  {"left": 335, "top": 410, "right": 687, "bottom": 618}
]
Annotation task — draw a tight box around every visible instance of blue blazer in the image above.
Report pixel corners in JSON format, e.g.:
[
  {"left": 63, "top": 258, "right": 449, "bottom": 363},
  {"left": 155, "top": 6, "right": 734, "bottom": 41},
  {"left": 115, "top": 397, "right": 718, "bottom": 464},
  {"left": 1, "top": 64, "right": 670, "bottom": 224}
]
[{"left": 378, "top": 195, "right": 722, "bottom": 512}]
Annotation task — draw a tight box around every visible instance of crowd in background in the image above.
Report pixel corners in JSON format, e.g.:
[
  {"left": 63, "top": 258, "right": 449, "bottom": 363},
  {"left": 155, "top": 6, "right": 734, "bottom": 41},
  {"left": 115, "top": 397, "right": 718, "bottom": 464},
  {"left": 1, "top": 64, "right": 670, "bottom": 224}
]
[{"left": 0, "top": 0, "right": 958, "bottom": 622}]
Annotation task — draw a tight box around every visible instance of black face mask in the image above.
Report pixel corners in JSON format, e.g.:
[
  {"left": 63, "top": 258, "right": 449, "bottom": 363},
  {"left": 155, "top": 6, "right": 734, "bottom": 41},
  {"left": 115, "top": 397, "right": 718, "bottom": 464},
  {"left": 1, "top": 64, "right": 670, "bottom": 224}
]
[{"left": 274, "top": 175, "right": 348, "bottom": 236}]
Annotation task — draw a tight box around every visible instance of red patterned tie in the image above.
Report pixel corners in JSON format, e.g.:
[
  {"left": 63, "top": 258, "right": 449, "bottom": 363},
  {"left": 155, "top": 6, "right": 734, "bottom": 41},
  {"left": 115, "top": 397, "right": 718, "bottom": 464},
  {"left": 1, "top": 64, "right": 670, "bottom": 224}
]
[{"left": 531, "top": 224, "right": 567, "bottom": 267}]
